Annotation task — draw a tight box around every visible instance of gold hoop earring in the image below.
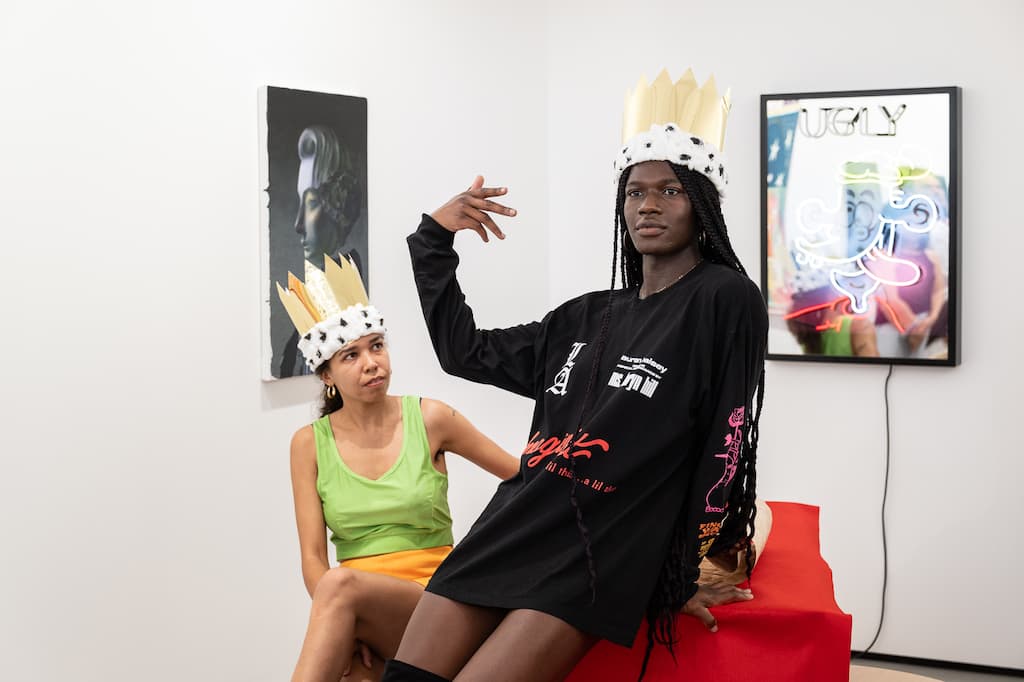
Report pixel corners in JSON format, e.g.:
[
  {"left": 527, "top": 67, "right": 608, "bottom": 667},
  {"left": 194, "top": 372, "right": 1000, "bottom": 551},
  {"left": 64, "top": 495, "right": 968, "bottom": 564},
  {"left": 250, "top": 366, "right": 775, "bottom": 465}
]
[{"left": 326, "top": 384, "right": 337, "bottom": 399}]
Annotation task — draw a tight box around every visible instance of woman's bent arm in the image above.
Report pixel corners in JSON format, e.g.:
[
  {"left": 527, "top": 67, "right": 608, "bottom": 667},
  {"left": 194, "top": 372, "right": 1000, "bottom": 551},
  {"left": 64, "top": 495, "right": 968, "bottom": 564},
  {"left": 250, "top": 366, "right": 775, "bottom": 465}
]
[{"left": 421, "top": 398, "right": 520, "bottom": 480}]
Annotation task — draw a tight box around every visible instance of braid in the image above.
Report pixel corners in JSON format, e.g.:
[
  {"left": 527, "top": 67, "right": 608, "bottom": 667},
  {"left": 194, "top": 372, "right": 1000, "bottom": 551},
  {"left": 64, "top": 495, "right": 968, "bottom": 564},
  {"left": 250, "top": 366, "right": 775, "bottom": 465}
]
[
  {"left": 612, "top": 173, "right": 627, "bottom": 290},
  {"left": 630, "top": 164, "right": 766, "bottom": 681},
  {"left": 566, "top": 288, "right": 613, "bottom": 603},
  {"left": 562, "top": 180, "right": 627, "bottom": 603},
  {"left": 616, "top": 168, "right": 643, "bottom": 288},
  {"left": 674, "top": 166, "right": 747, "bottom": 275},
  {"left": 636, "top": 369, "right": 765, "bottom": 682},
  {"left": 707, "top": 366, "right": 764, "bottom": 558}
]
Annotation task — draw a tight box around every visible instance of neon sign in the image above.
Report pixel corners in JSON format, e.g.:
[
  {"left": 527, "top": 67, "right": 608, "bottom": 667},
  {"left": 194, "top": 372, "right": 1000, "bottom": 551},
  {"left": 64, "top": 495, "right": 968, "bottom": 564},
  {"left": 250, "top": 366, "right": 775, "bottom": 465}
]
[
  {"left": 798, "top": 104, "right": 907, "bottom": 138},
  {"left": 792, "top": 157, "right": 939, "bottom": 314}
]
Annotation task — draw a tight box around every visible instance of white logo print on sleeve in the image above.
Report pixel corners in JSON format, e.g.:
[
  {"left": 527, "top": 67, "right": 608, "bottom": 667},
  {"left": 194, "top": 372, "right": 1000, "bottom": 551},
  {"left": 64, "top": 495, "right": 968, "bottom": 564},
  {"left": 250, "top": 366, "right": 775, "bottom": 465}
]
[{"left": 547, "top": 342, "right": 587, "bottom": 396}]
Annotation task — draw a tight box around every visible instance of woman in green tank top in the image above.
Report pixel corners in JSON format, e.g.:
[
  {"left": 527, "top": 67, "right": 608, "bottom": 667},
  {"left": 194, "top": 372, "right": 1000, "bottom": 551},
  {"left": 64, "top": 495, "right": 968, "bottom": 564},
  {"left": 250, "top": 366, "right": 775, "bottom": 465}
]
[
  {"left": 290, "top": 332, "right": 518, "bottom": 682},
  {"left": 277, "top": 260, "right": 518, "bottom": 682}
]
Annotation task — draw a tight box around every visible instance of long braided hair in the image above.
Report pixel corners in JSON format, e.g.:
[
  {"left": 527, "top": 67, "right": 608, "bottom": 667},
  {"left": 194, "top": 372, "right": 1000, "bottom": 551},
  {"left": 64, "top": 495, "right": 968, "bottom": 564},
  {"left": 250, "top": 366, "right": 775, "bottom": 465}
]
[{"left": 593, "top": 162, "right": 766, "bottom": 679}]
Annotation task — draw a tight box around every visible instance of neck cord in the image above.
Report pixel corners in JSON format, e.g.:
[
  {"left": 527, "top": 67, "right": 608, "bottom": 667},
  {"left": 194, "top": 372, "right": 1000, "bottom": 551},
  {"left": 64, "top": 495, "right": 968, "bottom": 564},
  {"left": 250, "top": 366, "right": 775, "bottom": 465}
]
[{"left": 641, "top": 259, "right": 702, "bottom": 298}]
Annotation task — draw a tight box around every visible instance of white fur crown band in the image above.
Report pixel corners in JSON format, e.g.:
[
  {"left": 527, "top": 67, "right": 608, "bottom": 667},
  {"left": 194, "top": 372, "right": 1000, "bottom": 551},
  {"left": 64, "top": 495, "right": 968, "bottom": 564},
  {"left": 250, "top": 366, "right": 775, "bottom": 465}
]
[
  {"left": 614, "top": 124, "right": 728, "bottom": 198},
  {"left": 297, "top": 303, "right": 387, "bottom": 372}
]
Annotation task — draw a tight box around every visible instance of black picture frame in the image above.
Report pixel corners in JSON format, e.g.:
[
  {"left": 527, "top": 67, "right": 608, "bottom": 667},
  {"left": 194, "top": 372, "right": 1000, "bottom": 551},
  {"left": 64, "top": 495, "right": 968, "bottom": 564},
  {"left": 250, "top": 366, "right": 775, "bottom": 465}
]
[{"left": 760, "top": 86, "right": 961, "bottom": 366}]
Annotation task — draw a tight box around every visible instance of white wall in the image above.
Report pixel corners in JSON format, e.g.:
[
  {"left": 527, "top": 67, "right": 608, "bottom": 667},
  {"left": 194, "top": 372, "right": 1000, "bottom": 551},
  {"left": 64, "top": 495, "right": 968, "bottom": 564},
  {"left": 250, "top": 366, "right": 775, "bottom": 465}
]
[
  {"left": 0, "top": 2, "right": 547, "bottom": 680},
  {"left": 2, "top": 1, "right": 1021, "bottom": 680},
  {"left": 545, "top": 0, "right": 1024, "bottom": 670}
]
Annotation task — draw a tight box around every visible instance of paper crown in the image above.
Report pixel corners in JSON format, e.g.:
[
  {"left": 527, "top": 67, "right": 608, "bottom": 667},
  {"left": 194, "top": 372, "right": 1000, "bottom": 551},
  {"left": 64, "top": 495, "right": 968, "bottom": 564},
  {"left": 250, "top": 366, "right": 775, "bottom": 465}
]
[
  {"left": 615, "top": 68, "right": 732, "bottom": 196},
  {"left": 276, "top": 256, "right": 386, "bottom": 372}
]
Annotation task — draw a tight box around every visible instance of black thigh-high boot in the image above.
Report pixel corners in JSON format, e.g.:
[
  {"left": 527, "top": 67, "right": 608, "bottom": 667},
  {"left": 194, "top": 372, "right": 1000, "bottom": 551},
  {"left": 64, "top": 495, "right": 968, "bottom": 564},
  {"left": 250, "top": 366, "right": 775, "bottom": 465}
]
[{"left": 381, "top": 659, "right": 450, "bottom": 682}]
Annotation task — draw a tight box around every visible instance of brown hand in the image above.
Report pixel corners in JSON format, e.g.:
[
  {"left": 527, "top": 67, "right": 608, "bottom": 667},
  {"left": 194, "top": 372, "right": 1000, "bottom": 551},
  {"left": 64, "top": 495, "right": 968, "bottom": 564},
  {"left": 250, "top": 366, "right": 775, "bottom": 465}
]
[
  {"left": 358, "top": 641, "right": 372, "bottom": 669},
  {"left": 342, "top": 641, "right": 374, "bottom": 676},
  {"left": 706, "top": 540, "right": 756, "bottom": 574},
  {"left": 681, "top": 582, "right": 754, "bottom": 632},
  {"left": 430, "top": 175, "right": 517, "bottom": 243}
]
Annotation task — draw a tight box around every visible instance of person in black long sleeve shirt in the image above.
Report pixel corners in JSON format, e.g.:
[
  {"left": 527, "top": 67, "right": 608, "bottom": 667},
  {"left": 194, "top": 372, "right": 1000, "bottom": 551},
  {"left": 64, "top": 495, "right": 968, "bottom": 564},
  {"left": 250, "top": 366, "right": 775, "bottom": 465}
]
[{"left": 384, "top": 156, "right": 767, "bottom": 681}]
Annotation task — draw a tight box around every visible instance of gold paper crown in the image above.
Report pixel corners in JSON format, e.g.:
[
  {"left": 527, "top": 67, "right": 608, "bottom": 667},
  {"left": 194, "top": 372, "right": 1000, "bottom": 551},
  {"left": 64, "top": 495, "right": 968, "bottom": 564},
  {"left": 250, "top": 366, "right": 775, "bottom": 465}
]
[
  {"left": 622, "top": 68, "right": 731, "bottom": 151},
  {"left": 275, "top": 255, "right": 369, "bottom": 336}
]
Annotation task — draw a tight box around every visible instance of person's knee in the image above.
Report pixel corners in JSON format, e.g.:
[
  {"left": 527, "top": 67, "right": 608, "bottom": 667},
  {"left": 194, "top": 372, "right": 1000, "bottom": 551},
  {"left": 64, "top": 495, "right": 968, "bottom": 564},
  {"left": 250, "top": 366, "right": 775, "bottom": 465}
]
[{"left": 313, "top": 566, "right": 361, "bottom": 609}]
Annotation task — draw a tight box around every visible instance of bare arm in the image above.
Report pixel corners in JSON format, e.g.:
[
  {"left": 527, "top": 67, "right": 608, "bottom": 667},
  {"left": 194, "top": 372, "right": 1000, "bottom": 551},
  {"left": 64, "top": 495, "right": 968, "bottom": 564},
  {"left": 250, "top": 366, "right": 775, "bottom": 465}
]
[
  {"left": 289, "top": 426, "right": 330, "bottom": 598},
  {"left": 904, "top": 251, "right": 947, "bottom": 351},
  {"left": 927, "top": 250, "right": 947, "bottom": 319},
  {"left": 420, "top": 398, "right": 520, "bottom": 480},
  {"left": 850, "top": 315, "right": 880, "bottom": 357},
  {"left": 877, "top": 285, "right": 917, "bottom": 333}
]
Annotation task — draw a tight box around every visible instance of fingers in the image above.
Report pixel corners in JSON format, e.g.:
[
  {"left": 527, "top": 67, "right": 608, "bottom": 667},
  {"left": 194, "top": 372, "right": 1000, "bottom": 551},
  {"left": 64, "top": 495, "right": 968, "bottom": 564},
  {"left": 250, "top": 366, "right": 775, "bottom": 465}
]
[
  {"left": 705, "top": 583, "right": 753, "bottom": 606},
  {"left": 682, "top": 593, "right": 719, "bottom": 632},
  {"left": 681, "top": 583, "right": 755, "bottom": 635},
  {"left": 435, "top": 178, "right": 516, "bottom": 241},
  {"left": 469, "top": 224, "right": 490, "bottom": 242},
  {"left": 454, "top": 194, "right": 515, "bottom": 242},
  {"left": 692, "top": 605, "right": 718, "bottom": 632},
  {"left": 467, "top": 195, "right": 516, "bottom": 217},
  {"left": 463, "top": 193, "right": 515, "bottom": 241},
  {"left": 464, "top": 176, "right": 512, "bottom": 203},
  {"left": 359, "top": 641, "right": 373, "bottom": 669},
  {"left": 465, "top": 205, "right": 506, "bottom": 240},
  {"left": 466, "top": 176, "right": 508, "bottom": 200},
  {"left": 458, "top": 209, "right": 490, "bottom": 242},
  {"left": 473, "top": 186, "right": 511, "bottom": 199}
]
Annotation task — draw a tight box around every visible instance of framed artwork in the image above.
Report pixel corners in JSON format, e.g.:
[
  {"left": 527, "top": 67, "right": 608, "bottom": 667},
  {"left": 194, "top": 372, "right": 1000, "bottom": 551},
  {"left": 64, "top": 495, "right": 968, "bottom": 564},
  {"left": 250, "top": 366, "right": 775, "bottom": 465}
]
[
  {"left": 761, "top": 87, "right": 961, "bottom": 366},
  {"left": 259, "top": 86, "right": 368, "bottom": 380}
]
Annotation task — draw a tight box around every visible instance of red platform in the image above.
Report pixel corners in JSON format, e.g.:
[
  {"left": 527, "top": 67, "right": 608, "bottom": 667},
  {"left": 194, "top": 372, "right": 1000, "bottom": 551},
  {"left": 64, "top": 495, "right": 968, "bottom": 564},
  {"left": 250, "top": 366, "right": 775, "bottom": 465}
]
[{"left": 567, "top": 502, "right": 852, "bottom": 682}]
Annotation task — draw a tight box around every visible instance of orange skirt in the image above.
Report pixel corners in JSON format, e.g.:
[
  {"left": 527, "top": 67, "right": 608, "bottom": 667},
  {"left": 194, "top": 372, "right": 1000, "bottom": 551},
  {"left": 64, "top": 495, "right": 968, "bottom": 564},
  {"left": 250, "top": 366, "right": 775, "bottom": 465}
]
[{"left": 340, "top": 545, "right": 453, "bottom": 586}]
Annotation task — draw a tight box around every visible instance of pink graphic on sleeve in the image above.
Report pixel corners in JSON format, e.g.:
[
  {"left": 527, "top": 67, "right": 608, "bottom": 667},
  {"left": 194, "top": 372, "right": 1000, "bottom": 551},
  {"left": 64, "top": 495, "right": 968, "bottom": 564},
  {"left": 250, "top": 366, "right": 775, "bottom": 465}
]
[{"left": 704, "top": 407, "right": 746, "bottom": 513}]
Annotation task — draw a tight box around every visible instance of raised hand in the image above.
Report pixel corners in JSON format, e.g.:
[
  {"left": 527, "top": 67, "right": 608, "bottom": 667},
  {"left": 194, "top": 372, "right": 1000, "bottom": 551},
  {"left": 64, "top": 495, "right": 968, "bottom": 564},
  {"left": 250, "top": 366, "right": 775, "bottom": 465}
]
[{"left": 430, "top": 175, "right": 517, "bottom": 243}]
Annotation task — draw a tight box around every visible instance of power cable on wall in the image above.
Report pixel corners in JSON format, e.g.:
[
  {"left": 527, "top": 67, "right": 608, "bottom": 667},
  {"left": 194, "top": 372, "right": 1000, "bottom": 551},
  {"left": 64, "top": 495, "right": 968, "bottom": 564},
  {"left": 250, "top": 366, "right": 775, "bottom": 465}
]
[{"left": 853, "top": 363, "right": 894, "bottom": 659}]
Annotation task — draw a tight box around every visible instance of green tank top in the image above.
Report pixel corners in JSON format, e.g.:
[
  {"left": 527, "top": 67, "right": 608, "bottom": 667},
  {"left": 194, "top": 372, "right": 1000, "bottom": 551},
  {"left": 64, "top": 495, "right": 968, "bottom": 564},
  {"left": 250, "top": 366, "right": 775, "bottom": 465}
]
[
  {"left": 313, "top": 395, "right": 454, "bottom": 562},
  {"left": 821, "top": 315, "right": 854, "bottom": 356}
]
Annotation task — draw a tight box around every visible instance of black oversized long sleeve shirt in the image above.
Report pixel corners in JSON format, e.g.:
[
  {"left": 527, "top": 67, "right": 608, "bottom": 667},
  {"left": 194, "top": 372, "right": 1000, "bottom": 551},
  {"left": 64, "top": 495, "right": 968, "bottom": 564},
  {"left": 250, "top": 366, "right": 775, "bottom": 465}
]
[{"left": 408, "top": 215, "right": 767, "bottom": 646}]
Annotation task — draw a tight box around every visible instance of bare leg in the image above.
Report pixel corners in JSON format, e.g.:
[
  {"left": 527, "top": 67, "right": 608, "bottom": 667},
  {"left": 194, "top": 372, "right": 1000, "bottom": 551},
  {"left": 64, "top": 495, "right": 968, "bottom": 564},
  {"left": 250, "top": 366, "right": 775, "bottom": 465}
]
[
  {"left": 394, "top": 596, "right": 595, "bottom": 682},
  {"left": 456, "top": 609, "right": 596, "bottom": 682},
  {"left": 292, "top": 567, "right": 425, "bottom": 682},
  {"left": 393, "top": 592, "right": 506, "bottom": 679}
]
